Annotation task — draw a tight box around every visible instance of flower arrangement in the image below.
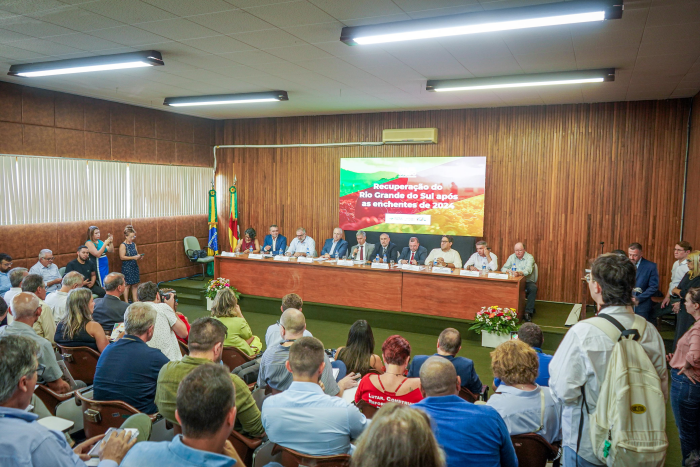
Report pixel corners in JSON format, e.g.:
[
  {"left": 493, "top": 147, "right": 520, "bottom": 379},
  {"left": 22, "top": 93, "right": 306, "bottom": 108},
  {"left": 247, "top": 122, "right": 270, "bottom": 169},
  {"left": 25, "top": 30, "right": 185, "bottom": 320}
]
[
  {"left": 469, "top": 306, "right": 519, "bottom": 336},
  {"left": 204, "top": 277, "right": 240, "bottom": 301}
]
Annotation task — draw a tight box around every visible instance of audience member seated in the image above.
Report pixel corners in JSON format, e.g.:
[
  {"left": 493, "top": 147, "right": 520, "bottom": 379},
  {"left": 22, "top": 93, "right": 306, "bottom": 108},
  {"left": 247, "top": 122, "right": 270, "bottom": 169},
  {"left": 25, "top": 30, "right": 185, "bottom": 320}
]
[
  {"left": 259, "top": 308, "right": 357, "bottom": 396},
  {"left": 265, "top": 293, "right": 312, "bottom": 348},
  {"left": 93, "top": 302, "right": 169, "bottom": 414},
  {"left": 425, "top": 235, "right": 462, "bottom": 269},
  {"left": 487, "top": 340, "right": 561, "bottom": 444},
  {"left": 0, "top": 335, "right": 137, "bottom": 467},
  {"left": 28, "top": 249, "right": 62, "bottom": 294},
  {"left": 494, "top": 323, "right": 552, "bottom": 388},
  {"left": 355, "top": 334, "right": 423, "bottom": 408},
  {"left": 137, "top": 282, "right": 187, "bottom": 361},
  {"left": 0, "top": 253, "right": 12, "bottom": 296},
  {"left": 0, "top": 297, "right": 7, "bottom": 327},
  {"left": 351, "top": 403, "right": 445, "bottom": 467},
  {"left": 211, "top": 288, "right": 261, "bottom": 355},
  {"left": 335, "top": 319, "right": 383, "bottom": 375},
  {"left": 20, "top": 274, "right": 56, "bottom": 344},
  {"left": 414, "top": 357, "right": 517, "bottom": 467},
  {"left": 55, "top": 288, "right": 110, "bottom": 353},
  {"left": 65, "top": 245, "right": 106, "bottom": 298},
  {"left": 0, "top": 293, "right": 71, "bottom": 394},
  {"left": 235, "top": 227, "right": 260, "bottom": 254},
  {"left": 320, "top": 227, "right": 349, "bottom": 259},
  {"left": 399, "top": 237, "right": 428, "bottom": 265},
  {"left": 550, "top": 253, "right": 668, "bottom": 467},
  {"left": 160, "top": 287, "right": 190, "bottom": 346},
  {"left": 262, "top": 224, "right": 287, "bottom": 256},
  {"left": 93, "top": 273, "right": 129, "bottom": 333},
  {"left": 3, "top": 267, "right": 28, "bottom": 315},
  {"left": 45, "top": 271, "right": 83, "bottom": 324},
  {"left": 156, "top": 317, "right": 264, "bottom": 437},
  {"left": 262, "top": 336, "right": 368, "bottom": 456},
  {"left": 408, "top": 328, "right": 482, "bottom": 395},
  {"left": 122, "top": 364, "right": 244, "bottom": 467}
]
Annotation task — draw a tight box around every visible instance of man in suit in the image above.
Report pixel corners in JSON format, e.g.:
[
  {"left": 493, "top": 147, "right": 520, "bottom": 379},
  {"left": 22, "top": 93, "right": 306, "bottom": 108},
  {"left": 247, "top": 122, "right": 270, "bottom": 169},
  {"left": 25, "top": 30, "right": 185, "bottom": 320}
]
[
  {"left": 320, "top": 228, "right": 349, "bottom": 259},
  {"left": 376, "top": 233, "right": 399, "bottom": 263},
  {"left": 628, "top": 242, "right": 659, "bottom": 322},
  {"left": 93, "top": 272, "right": 129, "bottom": 333},
  {"left": 261, "top": 224, "right": 287, "bottom": 256},
  {"left": 399, "top": 237, "right": 428, "bottom": 265},
  {"left": 348, "top": 231, "right": 375, "bottom": 262}
]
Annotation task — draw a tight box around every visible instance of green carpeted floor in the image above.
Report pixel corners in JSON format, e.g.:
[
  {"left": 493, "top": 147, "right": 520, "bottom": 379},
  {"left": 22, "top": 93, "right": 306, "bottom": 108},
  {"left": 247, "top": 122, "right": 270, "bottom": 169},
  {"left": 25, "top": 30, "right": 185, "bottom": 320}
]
[{"left": 177, "top": 301, "right": 682, "bottom": 466}]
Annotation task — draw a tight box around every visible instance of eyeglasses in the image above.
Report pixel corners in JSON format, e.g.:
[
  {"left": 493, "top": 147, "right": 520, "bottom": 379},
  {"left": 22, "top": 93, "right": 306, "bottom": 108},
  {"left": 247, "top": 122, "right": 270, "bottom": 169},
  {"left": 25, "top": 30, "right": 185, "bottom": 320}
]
[
  {"left": 585, "top": 273, "right": 597, "bottom": 284},
  {"left": 44, "top": 257, "right": 54, "bottom": 261},
  {"left": 674, "top": 248, "right": 686, "bottom": 252},
  {"left": 34, "top": 364, "right": 46, "bottom": 378}
]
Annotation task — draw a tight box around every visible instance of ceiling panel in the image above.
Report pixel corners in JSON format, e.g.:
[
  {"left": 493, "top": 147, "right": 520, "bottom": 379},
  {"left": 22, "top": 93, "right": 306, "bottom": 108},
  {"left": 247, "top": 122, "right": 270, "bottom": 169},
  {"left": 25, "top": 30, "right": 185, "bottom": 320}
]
[
  {"left": 232, "top": 28, "right": 304, "bottom": 49},
  {"left": 30, "top": 7, "right": 123, "bottom": 31},
  {"left": 281, "top": 21, "right": 344, "bottom": 43},
  {"left": 81, "top": 0, "right": 176, "bottom": 24},
  {"left": 87, "top": 25, "right": 171, "bottom": 46},
  {"left": 142, "top": 0, "right": 238, "bottom": 17},
  {"left": 186, "top": 9, "right": 275, "bottom": 35},
  {"left": 134, "top": 18, "right": 219, "bottom": 41},
  {"left": 181, "top": 35, "right": 255, "bottom": 54},
  {"left": 243, "top": 1, "right": 337, "bottom": 28},
  {"left": 307, "top": 0, "right": 405, "bottom": 21}
]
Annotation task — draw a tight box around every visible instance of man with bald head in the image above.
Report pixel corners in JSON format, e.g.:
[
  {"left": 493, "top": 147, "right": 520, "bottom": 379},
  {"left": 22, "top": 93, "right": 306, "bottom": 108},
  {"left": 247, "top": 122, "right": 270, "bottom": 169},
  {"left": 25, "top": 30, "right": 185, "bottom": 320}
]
[
  {"left": 501, "top": 242, "right": 538, "bottom": 321},
  {"left": 0, "top": 292, "right": 71, "bottom": 394},
  {"left": 257, "top": 308, "right": 359, "bottom": 396},
  {"left": 414, "top": 357, "right": 517, "bottom": 467},
  {"left": 93, "top": 273, "right": 129, "bottom": 333},
  {"left": 320, "top": 227, "right": 349, "bottom": 259}
]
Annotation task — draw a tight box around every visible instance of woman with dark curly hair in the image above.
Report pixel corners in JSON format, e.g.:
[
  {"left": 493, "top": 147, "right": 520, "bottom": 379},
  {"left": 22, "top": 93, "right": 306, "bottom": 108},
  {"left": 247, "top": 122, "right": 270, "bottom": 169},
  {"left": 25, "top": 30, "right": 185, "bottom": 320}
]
[{"left": 235, "top": 227, "right": 260, "bottom": 254}]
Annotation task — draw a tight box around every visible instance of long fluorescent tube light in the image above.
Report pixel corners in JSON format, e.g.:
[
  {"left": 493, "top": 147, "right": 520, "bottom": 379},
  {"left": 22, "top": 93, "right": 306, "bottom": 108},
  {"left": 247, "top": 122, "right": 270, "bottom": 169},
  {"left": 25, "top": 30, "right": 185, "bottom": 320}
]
[
  {"left": 341, "top": 1, "right": 622, "bottom": 46},
  {"left": 8, "top": 51, "right": 163, "bottom": 77},
  {"left": 164, "top": 91, "right": 289, "bottom": 107},
  {"left": 426, "top": 69, "right": 615, "bottom": 92}
]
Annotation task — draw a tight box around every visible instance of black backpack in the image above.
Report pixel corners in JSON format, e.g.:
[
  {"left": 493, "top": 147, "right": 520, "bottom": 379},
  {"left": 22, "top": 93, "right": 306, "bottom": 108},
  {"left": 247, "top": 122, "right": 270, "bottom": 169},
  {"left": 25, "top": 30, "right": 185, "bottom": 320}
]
[
  {"left": 231, "top": 355, "right": 262, "bottom": 385},
  {"left": 186, "top": 249, "right": 208, "bottom": 261}
]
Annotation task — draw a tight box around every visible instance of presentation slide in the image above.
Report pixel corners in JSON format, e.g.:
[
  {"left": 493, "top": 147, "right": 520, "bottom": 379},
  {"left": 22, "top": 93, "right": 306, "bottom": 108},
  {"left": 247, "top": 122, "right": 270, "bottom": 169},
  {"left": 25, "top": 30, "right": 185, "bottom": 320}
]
[{"left": 339, "top": 157, "right": 485, "bottom": 236}]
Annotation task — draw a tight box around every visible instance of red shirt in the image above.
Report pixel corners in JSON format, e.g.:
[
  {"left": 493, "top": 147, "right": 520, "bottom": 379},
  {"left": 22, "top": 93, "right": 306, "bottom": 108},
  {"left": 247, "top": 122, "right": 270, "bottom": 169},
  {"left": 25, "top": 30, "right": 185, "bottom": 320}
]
[
  {"left": 176, "top": 313, "right": 190, "bottom": 345},
  {"left": 355, "top": 373, "right": 423, "bottom": 408},
  {"left": 240, "top": 239, "right": 256, "bottom": 252}
]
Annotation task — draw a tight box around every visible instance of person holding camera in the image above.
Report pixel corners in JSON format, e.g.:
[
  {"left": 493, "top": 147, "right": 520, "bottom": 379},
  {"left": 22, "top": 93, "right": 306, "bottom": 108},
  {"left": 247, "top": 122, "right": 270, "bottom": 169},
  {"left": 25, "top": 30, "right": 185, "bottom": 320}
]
[
  {"left": 119, "top": 225, "right": 143, "bottom": 303},
  {"left": 136, "top": 282, "right": 188, "bottom": 361}
]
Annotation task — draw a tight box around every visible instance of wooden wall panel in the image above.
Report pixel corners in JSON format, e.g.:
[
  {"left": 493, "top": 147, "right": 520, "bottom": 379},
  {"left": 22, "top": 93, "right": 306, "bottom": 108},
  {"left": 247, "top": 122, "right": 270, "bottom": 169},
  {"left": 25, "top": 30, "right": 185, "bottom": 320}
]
[
  {"left": 684, "top": 93, "right": 700, "bottom": 250},
  {"left": 216, "top": 100, "right": 690, "bottom": 303}
]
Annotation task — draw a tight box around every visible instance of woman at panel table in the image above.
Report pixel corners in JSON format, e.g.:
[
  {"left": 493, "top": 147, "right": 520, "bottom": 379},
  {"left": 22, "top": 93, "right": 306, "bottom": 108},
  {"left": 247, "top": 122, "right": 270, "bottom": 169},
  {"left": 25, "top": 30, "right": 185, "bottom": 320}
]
[
  {"left": 235, "top": 227, "right": 260, "bottom": 254},
  {"left": 85, "top": 225, "right": 113, "bottom": 288},
  {"left": 336, "top": 320, "right": 384, "bottom": 375},
  {"left": 355, "top": 334, "right": 423, "bottom": 408},
  {"left": 54, "top": 288, "right": 110, "bottom": 353},
  {"left": 211, "top": 287, "right": 261, "bottom": 356}
]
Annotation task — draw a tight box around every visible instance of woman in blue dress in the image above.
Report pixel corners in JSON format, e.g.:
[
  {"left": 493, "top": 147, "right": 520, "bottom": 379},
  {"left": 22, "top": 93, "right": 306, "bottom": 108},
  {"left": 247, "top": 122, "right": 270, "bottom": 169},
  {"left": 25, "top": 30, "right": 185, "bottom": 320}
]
[
  {"left": 119, "top": 225, "right": 142, "bottom": 303},
  {"left": 85, "top": 226, "right": 113, "bottom": 288}
]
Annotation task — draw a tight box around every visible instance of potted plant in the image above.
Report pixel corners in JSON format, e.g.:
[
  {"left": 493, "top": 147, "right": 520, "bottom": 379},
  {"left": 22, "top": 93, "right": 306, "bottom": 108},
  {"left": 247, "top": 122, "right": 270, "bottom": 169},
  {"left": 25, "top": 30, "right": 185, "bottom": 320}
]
[
  {"left": 469, "top": 306, "right": 519, "bottom": 348},
  {"left": 204, "top": 278, "right": 240, "bottom": 311}
]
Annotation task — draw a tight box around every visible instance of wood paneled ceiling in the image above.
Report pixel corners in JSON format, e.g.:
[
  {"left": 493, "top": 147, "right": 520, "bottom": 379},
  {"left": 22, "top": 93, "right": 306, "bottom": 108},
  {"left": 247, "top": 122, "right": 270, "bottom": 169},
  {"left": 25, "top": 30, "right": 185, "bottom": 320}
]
[{"left": 0, "top": 0, "right": 698, "bottom": 119}]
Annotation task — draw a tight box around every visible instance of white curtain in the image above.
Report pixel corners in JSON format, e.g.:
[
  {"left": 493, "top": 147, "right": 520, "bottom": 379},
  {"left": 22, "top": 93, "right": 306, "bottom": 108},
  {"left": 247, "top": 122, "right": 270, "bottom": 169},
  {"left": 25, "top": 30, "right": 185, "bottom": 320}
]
[{"left": 0, "top": 155, "right": 211, "bottom": 225}]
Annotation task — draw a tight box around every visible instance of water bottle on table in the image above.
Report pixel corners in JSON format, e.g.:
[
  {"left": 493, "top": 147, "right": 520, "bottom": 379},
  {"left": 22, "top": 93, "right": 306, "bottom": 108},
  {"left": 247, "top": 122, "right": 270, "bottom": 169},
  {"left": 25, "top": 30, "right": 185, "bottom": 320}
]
[
  {"left": 383, "top": 254, "right": 387, "bottom": 264},
  {"left": 481, "top": 264, "right": 486, "bottom": 276},
  {"left": 511, "top": 262, "right": 517, "bottom": 276}
]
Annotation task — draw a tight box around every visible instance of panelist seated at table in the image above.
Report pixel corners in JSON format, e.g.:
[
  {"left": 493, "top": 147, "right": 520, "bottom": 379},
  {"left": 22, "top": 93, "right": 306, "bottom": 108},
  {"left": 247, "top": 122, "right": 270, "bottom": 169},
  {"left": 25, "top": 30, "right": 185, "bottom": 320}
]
[
  {"left": 425, "top": 235, "right": 462, "bottom": 269},
  {"left": 286, "top": 227, "right": 316, "bottom": 257},
  {"left": 235, "top": 227, "right": 260, "bottom": 254},
  {"left": 262, "top": 224, "right": 287, "bottom": 256},
  {"left": 321, "top": 227, "right": 349, "bottom": 259},
  {"left": 465, "top": 240, "right": 498, "bottom": 272},
  {"left": 349, "top": 230, "right": 376, "bottom": 262},
  {"left": 399, "top": 237, "right": 428, "bottom": 265},
  {"left": 376, "top": 233, "right": 399, "bottom": 263}
]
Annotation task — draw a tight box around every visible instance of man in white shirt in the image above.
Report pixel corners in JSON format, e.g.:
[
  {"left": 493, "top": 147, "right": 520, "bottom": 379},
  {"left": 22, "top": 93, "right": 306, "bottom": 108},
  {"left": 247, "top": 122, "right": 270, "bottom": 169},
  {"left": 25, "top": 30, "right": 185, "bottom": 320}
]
[
  {"left": 425, "top": 235, "right": 462, "bottom": 268},
  {"left": 501, "top": 242, "right": 538, "bottom": 321},
  {"left": 660, "top": 240, "right": 692, "bottom": 309},
  {"left": 549, "top": 253, "right": 668, "bottom": 467},
  {"left": 348, "top": 231, "right": 375, "bottom": 262},
  {"left": 265, "top": 293, "right": 312, "bottom": 348},
  {"left": 286, "top": 227, "right": 316, "bottom": 257},
  {"left": 28, "top": 249, "right": 62, "bottom": 293},
  {"left": 45, "top": 271, "right": 83, "bottom": 324},
  {"left": 465, "top": 241, "right": 498, "bottom": 272},
  {"left": 3, "top": 268, "right": 28, "bottom": 321},
  {"left": 137, "top": 282, "right": 188, "bottom": 361}
]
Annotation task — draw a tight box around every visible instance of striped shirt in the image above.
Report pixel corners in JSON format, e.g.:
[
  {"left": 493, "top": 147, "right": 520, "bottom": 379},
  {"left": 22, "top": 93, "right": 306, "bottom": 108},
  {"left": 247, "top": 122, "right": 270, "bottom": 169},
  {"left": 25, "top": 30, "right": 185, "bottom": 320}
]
[{"left": 258, "top": 343, "right": 339, "bottom": 396}]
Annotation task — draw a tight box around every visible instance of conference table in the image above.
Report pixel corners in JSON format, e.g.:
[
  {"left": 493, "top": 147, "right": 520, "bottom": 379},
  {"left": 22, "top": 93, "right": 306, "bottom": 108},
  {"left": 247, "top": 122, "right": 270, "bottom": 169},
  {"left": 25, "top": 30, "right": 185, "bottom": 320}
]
[{"left": 215, "top": 255, "right": 526, "bottom": 321}]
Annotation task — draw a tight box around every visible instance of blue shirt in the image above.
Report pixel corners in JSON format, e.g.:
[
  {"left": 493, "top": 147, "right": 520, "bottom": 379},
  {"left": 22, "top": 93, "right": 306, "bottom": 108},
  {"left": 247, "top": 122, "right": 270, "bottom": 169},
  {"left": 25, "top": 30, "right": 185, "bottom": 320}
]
[
  {"left": 0, "top": 270, "right": 10, "bottom": 296},
  {"left": 408, "top": 354, "right": 483, "bottom": 395},
  {"left": 93, "top": 335, "right": 169, "bottom": 414},
  {"left": 261, "top": 381, "right": 367, "bottom": 456},
  {"left": 0, "top": 406, "right": 116, "bottom": 467},
  {"left": 121, "top": 435, "right": 236, "bottom": 467},
  {"left": 28, "top": 261, "right": 62, "bottom": 293},
  {"left": 414, "top": 395, "right": 517, "bottom": 467},
  {"left": 494, "top": 347, "right": 552, "bottom": 387}
]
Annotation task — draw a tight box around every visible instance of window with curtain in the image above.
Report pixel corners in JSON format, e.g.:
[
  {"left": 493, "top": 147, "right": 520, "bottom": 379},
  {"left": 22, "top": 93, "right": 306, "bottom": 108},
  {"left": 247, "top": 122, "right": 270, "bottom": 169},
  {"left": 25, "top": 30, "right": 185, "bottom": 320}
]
[{"left": 0, "top": 155, "right": 211, "bottom": 225}]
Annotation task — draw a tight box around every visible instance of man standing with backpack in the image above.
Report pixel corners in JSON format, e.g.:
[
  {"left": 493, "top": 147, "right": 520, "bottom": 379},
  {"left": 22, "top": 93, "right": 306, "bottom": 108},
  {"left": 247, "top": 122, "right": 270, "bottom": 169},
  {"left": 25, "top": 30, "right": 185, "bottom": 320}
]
[{"left": 549, "top": 253, "right": 668, "bottom": 467}]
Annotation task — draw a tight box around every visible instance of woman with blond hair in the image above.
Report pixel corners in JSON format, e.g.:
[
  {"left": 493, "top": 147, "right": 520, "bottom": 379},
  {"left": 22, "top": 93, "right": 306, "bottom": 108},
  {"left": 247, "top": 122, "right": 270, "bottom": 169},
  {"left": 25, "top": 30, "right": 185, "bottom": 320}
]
[
  {"left": 119, "top": 224, "right": 143, "bottom": 303},
  {"left": 673, "top": 251, "right": 700, "bottom": 351},
  {"left": 486, "top": 339, "right": 561, "bottom": 444},
  {"left": 351, "top": 403, "right": 445, "bottom": 467},
  {"left": 54, "top": 288, "right": 110, "bottom": 352},
  {"left": 210, "top": 288, "right": 261, "bottom": 355}
]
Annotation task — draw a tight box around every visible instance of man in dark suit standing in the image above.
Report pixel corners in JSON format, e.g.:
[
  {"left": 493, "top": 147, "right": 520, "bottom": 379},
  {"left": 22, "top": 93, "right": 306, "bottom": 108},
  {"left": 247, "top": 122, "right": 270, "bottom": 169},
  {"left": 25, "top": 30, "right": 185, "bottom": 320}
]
[
  {"left": 320, "top": 227, "right": 349, "bottom": 259},
  {"left": 93, "top": 272, "right": 129, "bottom": 332},
  {"left": 261, "top": 224, "right": 287, "bottom": 256},
  {"left": 399, "top": 237, "right": 428, "bottom": 265},
  {"left": 628, "top": 242, "right": 659, "bottom": 322},
  {"left": 377, "top": 233, "right": 399, "bottom": 263}
]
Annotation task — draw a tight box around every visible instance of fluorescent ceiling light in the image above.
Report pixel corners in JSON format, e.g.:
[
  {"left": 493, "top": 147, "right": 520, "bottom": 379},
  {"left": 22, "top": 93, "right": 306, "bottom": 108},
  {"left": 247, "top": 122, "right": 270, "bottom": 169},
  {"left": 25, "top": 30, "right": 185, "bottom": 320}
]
[
  {"left": 341, "top": 1, "right": 622, "bottom": 46},
  {"left": 8, "top": 51, "right": 163, "bottom": 77},
  {"left": 164, "top": 91, "right": 289, "bottom": 107},
  {"left": 426, "top": 69, "right": 615, "bottom": 92}
]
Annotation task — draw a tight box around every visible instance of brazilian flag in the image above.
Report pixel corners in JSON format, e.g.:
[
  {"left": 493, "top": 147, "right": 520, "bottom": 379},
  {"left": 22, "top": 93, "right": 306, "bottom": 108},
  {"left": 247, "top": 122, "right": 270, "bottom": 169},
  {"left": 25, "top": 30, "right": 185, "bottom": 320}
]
[{"left": 207, "top": 188, "right": 218, "bottom": 276}]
